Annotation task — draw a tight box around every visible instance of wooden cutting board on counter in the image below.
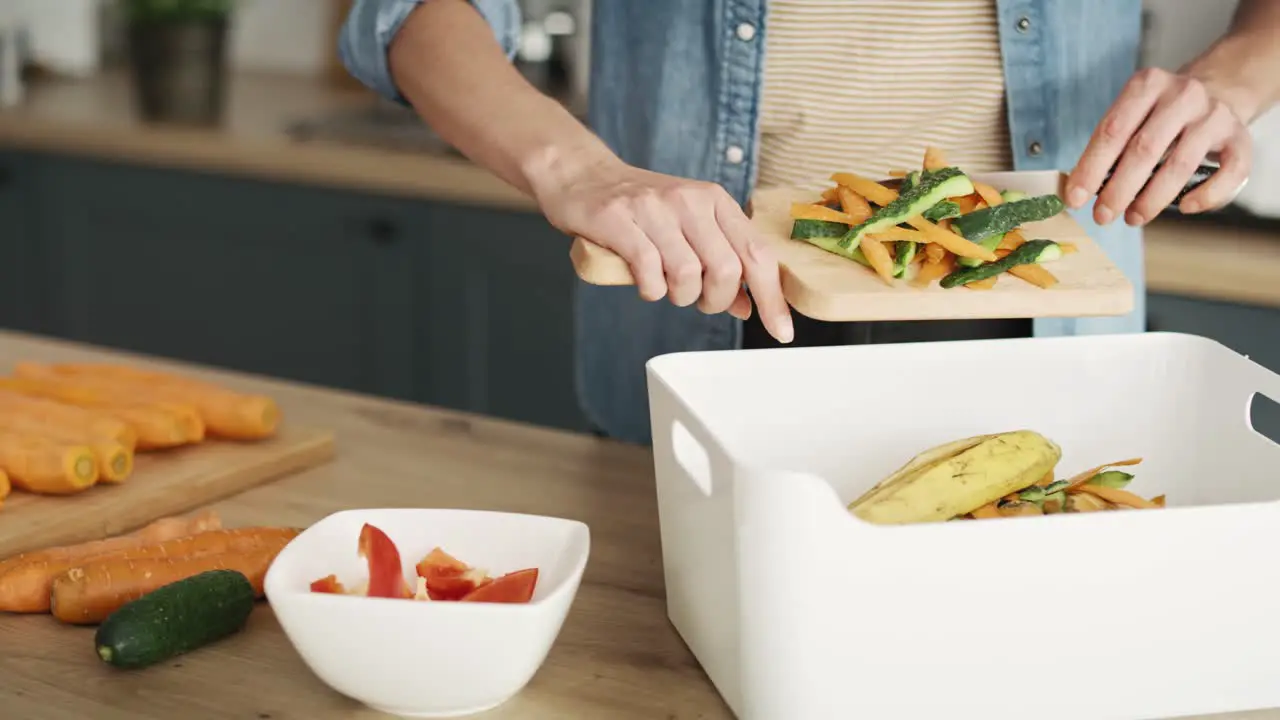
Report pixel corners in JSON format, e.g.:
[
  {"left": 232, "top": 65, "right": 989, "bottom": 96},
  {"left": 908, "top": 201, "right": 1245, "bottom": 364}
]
[
  {"left": 570, "top": 171, "right": 1135, "bottom": 322},
  {"left": 0, "top": 425, "right": 334, "bottom": 557}
]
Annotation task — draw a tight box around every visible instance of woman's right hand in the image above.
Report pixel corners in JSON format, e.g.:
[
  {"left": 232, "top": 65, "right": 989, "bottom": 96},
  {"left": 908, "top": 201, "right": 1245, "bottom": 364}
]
[{"left": 529, "top": 151, "right": 795, "bottom": 344}]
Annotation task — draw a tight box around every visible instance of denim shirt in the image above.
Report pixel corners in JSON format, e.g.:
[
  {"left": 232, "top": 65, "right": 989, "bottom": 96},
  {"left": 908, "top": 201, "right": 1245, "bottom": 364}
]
[{"left": 342, "top": 0, "right": 1146, "bottom": 445}]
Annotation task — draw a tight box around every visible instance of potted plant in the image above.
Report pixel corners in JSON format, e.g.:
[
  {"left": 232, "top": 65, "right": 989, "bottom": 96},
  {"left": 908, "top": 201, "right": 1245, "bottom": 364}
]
[{"left": 123, "top": 0, "right": 233, "bottom": 125}]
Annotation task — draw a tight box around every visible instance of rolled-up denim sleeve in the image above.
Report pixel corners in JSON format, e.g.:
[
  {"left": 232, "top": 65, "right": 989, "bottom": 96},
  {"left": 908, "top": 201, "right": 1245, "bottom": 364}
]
[{"left": 338, "top": 0, "right": 522, "bottom": 102}]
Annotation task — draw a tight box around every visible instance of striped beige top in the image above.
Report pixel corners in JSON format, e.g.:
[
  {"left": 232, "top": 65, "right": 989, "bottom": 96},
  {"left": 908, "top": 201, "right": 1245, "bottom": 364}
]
[{"left": 757, "top": 0, "right": 1013, "bottom": 192}]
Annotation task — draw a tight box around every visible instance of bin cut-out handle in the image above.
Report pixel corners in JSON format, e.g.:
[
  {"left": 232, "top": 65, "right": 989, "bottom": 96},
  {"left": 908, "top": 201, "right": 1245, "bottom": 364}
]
[
  {"left": 671, "top": 420, "right": 713, "bottom": 497},
  {"left": 1248, "top": 391, "right": 1280, "bottom": 447}
]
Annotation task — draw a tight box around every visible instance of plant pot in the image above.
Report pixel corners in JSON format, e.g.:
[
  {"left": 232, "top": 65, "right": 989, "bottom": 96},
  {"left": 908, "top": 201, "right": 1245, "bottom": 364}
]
[{"left": 127, "top": 17, "right": 228, "bottom": 125}]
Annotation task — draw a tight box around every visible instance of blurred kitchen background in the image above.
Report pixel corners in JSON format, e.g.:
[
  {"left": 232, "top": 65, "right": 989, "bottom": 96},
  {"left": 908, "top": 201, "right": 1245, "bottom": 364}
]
[{"left": 0, "top": 0, "right": 1277, "bottom": 437}]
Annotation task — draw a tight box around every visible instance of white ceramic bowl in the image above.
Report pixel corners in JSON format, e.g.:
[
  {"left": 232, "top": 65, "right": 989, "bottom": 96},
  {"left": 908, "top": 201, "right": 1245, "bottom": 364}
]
[{"left": 264, "top": 508, "right": 590, "bottom": 718}]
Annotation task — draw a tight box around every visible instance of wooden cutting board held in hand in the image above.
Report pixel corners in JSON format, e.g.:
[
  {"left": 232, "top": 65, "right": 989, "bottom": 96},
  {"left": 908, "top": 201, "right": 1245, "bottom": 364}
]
[{"left": 569, "top": 171, "right": 1134, "bottom": 323}]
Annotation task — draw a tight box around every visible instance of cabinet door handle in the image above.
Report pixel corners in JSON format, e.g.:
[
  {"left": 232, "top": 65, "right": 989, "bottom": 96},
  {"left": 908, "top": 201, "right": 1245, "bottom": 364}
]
[{"left": 368, "top": 218, "right": 398, "bottom": 246}]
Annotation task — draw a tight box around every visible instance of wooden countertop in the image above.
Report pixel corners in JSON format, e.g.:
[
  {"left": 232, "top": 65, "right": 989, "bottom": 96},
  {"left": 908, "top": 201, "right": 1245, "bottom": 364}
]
[
  {"left": 0, "top": 70, "right": 535, "bottom": 211},
  {"left": 0, "top": 330, "right": 726, "bottom": 719},
  {"left": 0, "top": 329, "right": 1272, "bottom": 720},
  {"left": 1, "top": 70, "right": 1279, "bottom": 310}
]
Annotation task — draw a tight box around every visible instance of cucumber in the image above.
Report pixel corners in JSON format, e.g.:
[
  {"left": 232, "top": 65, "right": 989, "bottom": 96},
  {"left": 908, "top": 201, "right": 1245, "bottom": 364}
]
[
  {"left": 790, "top": 218, "right": 849, "bottom": 240},
  {"left": 1000, "top": 189, "right": 1028, "bottom": 203},
  {"left": 1043, "top": 480, "right": 1070, "bottom": 495},
  {"left": 950, "top": 194, "right": 1066, "bottom": 243},
  {"left": 803, "top": 234, "right": 872, "bottom": 268},
  {"left": 940, "top": 239, "right": 1058, "bottom": 288},
  {"left": 892, "top": 241, "right": 918, "bottom": 278},
  {"left": 95, "top": 570, "right": 256, "bottom": 670},
  {"left": 900, "top": 171, "right": 921, "bottom": 193},
  {"left": 1087, "top": 470, "right": 1135, "bottom": 490},
  {"left": 956, "top": 233, "right": 1006, "bottom": 269},
  {"left": 922, "top": 200, "right": 961, "bottom": 223},
  {"left": 838, "top": 167, "right": 975, "bottom": 250}
]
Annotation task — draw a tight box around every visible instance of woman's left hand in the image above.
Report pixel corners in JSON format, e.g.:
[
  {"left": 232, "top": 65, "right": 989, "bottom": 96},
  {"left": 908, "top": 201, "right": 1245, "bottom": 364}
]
[{"left": 1066, "top": 66, "right": 1253, "bottom": 226}]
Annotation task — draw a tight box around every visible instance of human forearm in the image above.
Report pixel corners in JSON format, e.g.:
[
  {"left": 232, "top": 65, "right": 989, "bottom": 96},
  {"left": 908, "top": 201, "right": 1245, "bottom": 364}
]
[
  {"left": 1182, "top": 0, "right": 1280, "bottom": 123},
  {"left": 388, "top": 0, "right": 616, "bottom": 197}
]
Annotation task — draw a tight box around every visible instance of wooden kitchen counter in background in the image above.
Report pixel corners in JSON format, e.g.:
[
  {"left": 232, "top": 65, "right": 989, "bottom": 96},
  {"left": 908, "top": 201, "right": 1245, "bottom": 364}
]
[
  {"left": 0, "top": 70, "right": 534, "bottom": 212},
  {"left": 1, "top": 70, "right": 1278, "bottom": 310}
]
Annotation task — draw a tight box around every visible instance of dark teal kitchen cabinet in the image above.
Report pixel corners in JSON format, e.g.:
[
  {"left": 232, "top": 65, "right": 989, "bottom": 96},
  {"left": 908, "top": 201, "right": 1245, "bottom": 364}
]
[
  {"left": 28, "top": 155, "right": 418, "bottom": 401},
  {"left": 0, "top": 151, "right": 44, "bottom": 333},
  {"left": 413, "top": 204, "right": 586, "bottom": 432},
  {"left": 6, "top": 152, "right": 588, "bottom": 433}
]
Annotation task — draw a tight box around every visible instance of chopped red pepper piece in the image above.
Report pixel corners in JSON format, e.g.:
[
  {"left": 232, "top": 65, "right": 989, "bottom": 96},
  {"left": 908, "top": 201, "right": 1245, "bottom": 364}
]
[
  {"left": 310, "top": 574, "right": 347, "bottom": 594},
  {"left": 416, "top": 547, "right": 468, "bottom": 577},
  {"left": 415, "top": 547, "right": 491, "bottom": 600},
  {"left": 358, "top": 523, "right": 411, "bottom": 598},
  {"left": 459, "top": 568, "right": 538, "bottom": 604}
]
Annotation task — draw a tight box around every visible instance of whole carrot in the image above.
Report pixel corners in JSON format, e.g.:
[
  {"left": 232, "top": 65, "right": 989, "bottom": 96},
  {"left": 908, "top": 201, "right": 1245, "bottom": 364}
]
[
  {"left": 0, "top": 510, "right": 222, "bottom": 613},
  {"left": 0, "top": 373, "right": 202, "bottom": 449},
  {"left": 0, "top": 411, "right": 132, "bottom": 483},
  {"left": 0, "top": 432, "right": 97, "bottom": 495},
  {"left": 0, "top": 389, "right": 137, "bottom": 450},
  {"left": 50, "top": 537, "right": 295, "bottom": 624},
  {"left": 37, "top": 363, "right": 279, "bottom": 441}
]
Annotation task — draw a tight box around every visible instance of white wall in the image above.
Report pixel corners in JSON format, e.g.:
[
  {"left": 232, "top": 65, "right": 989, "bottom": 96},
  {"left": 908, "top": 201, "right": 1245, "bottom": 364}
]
[{"left": 11, "top": 0, "right": 334, "bottom": 76}]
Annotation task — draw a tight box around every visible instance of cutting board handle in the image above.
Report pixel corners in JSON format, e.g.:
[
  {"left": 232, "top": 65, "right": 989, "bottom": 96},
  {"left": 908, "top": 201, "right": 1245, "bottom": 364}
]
[
  {"left": 568, "top": 197, "right": 757, "bottom": 287},
  {"left": 570, "top": 237, "right": 637, "bottom": 286}
]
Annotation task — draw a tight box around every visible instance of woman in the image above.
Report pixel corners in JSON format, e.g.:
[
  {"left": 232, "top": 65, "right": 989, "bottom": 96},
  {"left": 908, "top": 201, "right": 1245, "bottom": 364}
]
[{"left": 341, "top": 0, "right": 1278, "bottom": 444}]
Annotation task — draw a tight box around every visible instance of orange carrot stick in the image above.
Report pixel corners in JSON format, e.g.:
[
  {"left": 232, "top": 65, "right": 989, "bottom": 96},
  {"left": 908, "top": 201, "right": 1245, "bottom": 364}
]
[
  {"left": 0, "top": 511, "right": 223, "bottom": 613},
  {"left": 51, "top": 537, "right": 295, "bottom": 625},
  {"left": 910, "top": 255, "right": 957, "bottom": 288},
  {"left": 1073, "top": 484, "right": 1160, "bottom": 510},
  {"left": 1063, "top": 458, "right": 1144, "bottom": 490},
  {"left": 922, "top": 146, "right": 949, "bottom": 171},
  {"left": 836, "top": 186, "right": 874, "bottom": 224},
  {"left": 860, "top": 238, "right": 897, "bottom": 284},
  {"left": 1008, "top": 263, "right": 1059, "bottom": 289},
  {"left": 37, "top": 364, "right": 279, "bottom": 441},
  {"left": 972, "top": 180, "right": 1004, "bottom": 207},
  {"left": 790, "top": 203, "right": 859, "bottom": 224}
]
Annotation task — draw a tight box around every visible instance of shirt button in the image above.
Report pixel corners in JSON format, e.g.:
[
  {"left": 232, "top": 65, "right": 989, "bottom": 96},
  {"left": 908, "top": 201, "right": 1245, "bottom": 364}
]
[
  {"left": 1016, "top": 16, "right": 1031, "bottom": 32},
  {"left": 736, "top": 22, "right": 757, "bottom": 41},
  {"left": 1028, "top": 141, "right": 1044, "bottom": 156},
  {"left": 725, "top": 145, "right": 746, "bottom": 164}
]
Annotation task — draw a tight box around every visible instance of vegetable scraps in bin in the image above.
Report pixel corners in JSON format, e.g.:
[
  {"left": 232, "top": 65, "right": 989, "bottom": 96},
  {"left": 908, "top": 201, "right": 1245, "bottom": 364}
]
[
  {"left": 310, "top": 523, "right": 539, "bottom": 604},
  {"left": 791, "top": 145, "right": 1076, "bottom": 290},
  {"left": 847, "top": 430, "right": 1165, "bottom": 525}
]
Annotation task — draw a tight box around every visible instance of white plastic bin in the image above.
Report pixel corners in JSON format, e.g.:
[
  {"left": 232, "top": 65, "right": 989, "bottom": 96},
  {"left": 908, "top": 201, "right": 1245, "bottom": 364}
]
[{"left": 646, "top": 332, "right": 1280, "bottom": 720}]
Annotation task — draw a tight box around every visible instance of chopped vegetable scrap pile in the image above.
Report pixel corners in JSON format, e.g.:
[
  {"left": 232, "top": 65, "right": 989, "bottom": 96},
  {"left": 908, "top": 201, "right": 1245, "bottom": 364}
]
[
  {"left": 790, "top": 145, "right": 1077, "bottom": 290},
  {"left": 847, "top": 430, "right": 1163, "bottom": 525},
  {"left": 0, "top": 362, "right": 282, "bottom": 501},
  {"left": 310, "top": 523, "right": 539, "bottom": 604},
  {"left": 0, "top": 510, "right": 300, "bottom": 669}
]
